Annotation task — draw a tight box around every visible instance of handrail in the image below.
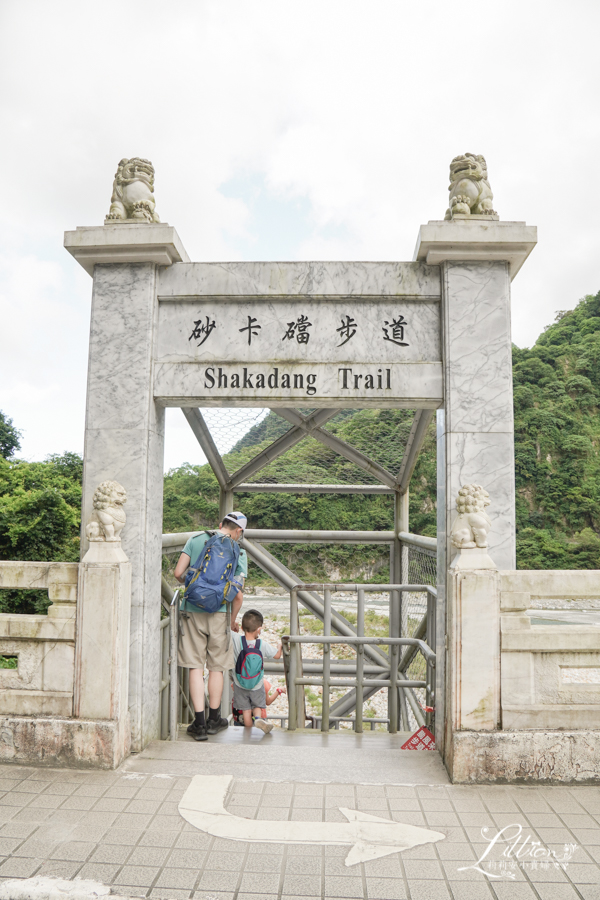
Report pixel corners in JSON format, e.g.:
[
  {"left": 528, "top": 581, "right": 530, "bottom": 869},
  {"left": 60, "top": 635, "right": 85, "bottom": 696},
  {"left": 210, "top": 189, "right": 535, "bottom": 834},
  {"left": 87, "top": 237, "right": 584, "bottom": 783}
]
[
  {"left": 397, "top": 531, "right": 437, "bottom": 552},
  {"left": 162, "top": 530, "right": 438, "bottom": 551}
]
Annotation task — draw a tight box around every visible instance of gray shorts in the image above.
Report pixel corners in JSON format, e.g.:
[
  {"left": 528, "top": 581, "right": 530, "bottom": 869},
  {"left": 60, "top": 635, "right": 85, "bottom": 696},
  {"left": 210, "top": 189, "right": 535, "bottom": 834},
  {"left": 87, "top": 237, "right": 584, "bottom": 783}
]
[{"left": 233, "top": 682, "right": 266, "bottom": 711}]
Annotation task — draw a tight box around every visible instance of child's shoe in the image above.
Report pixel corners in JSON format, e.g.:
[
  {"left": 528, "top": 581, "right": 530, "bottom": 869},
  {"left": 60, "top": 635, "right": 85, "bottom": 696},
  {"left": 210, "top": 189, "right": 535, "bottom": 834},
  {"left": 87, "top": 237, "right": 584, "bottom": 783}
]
[{"left": 254, "top": 719, "right": 273, "bottom": 734}]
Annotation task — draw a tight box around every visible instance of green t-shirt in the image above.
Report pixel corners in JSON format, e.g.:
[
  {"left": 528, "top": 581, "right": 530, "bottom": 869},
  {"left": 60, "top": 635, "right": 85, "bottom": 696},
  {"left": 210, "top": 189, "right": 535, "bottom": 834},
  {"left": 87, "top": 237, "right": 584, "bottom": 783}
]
[{"left": 180, "top": 531, "right": 247, "bottom": 614}]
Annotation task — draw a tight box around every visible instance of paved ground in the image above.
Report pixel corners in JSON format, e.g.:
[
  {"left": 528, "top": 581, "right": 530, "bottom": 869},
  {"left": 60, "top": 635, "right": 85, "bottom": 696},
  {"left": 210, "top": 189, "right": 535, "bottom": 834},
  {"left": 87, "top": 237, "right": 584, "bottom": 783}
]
[{"left": 1, "top": 729, "right": 600, "bottom": 900}]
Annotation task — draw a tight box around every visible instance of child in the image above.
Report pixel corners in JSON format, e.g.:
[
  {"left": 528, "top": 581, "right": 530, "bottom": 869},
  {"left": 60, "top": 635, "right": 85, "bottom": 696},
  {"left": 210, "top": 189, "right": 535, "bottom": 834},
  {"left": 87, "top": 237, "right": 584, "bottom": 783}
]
[
  {"left": 232, "top": 609, "right": 282, "bottom": 734},
  {"left": 233, "top": 678, "right": 286, "bottom": 726}
]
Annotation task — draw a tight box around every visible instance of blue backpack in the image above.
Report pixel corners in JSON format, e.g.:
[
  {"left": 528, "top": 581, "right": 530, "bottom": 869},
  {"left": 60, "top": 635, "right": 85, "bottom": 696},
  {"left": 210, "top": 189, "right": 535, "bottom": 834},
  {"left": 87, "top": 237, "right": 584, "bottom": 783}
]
[
  {"left": 184, "top": 532, "right": 241, "bottom": 613},
  {"left": 235, "top": 636, "right": 264, "bottom": 690}
]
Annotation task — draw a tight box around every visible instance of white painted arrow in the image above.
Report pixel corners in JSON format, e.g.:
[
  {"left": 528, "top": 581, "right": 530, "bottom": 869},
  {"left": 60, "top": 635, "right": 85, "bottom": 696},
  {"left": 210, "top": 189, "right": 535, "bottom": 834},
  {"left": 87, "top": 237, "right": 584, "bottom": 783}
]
[{"left": 179, "top": 775, "right": 445, "bottom": 866}]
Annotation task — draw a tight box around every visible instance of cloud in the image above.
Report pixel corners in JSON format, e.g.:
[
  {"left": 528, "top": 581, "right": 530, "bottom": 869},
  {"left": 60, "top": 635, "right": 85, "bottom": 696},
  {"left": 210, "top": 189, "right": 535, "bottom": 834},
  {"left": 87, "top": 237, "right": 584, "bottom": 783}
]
[{"left": 2, "top": 0, "right": 600, "bottom": 464}]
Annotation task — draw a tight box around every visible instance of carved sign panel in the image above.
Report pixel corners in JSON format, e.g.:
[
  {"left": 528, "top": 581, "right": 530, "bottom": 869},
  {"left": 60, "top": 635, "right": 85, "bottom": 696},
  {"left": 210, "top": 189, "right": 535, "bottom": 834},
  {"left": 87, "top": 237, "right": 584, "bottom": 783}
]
[{"left": 153, "top": 262, "right": 442, "bottom": 407}]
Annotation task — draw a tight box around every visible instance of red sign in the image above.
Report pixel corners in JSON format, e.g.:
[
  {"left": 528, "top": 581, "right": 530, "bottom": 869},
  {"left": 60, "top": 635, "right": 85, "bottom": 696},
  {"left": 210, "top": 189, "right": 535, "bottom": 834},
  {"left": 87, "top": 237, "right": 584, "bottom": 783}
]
[{"left": 401, "top": 727, "right": 435, "bottom": 750}]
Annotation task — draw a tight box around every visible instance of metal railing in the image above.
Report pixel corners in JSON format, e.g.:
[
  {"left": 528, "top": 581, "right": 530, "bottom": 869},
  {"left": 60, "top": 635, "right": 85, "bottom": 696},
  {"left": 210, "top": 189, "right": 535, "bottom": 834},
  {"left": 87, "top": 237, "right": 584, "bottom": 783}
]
[{"left": 283, "top": 583, "right": 436, "bottom": 734}]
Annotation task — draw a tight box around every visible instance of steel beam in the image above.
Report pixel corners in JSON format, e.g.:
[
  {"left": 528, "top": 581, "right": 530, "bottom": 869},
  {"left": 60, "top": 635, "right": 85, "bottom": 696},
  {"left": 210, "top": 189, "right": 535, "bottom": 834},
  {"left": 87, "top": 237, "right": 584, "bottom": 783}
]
[
  {"left": 244, "top": 529, "right": 395, "bottom": 544},
  {"left": 182, "top": 408, "right": 230, "bottom": 490},
  {"left": 274, "top": 409, "right": 397, "bottom": 490},
  {"left": 228, "top": 408, "right": 339, "bottom": 487},
  {"left": 235, "top": 483, "right": 395, "bottom": 494},
  {"left": 395, "top": 409, "right": 435, "bottom": 492}
]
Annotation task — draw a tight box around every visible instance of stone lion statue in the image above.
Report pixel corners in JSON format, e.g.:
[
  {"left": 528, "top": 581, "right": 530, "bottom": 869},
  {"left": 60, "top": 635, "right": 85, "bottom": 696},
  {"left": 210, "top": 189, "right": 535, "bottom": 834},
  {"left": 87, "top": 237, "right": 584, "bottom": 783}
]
[
  {"left": 105, "top": 158, "right": 160, "bottom": 224},
  {"left": 444, "top": 153, "right": 497, "bottom": 220},
  {"left": 450, "top": 484, "right": 491, "bottom": 549},
  {"left": 86, "top": 481, "right": 127, "bottom": 542}
]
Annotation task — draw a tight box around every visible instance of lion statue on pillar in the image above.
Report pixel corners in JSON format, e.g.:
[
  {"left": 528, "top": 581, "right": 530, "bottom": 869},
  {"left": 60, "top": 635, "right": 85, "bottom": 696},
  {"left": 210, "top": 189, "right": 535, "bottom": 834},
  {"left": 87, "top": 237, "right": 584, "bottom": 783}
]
[
  {"left": 444, "top": 153, "right": 497, "bottom": 220},
  {"left": 105, "top": 158, "right": 160, "bottom": 224},
  {"left": 450, "top": 484, "right": 491, "bottom": 550},
  {"left": 86, "top": 481, "right": 127, "bottom": 542}
]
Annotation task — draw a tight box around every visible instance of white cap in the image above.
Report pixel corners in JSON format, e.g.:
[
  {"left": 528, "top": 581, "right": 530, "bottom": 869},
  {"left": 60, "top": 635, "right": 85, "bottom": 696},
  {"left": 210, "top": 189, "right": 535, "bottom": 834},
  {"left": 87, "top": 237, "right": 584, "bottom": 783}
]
[{"left": 223, "top": 511, "right": 247, "bottom": 531}]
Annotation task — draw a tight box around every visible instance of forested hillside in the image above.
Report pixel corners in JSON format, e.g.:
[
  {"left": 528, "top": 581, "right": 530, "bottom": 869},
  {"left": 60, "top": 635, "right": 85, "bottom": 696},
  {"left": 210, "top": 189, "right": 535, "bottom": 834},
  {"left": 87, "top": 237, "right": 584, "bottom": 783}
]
[{"left": 2, "top": 289, "right": 600, "bottom": 600}]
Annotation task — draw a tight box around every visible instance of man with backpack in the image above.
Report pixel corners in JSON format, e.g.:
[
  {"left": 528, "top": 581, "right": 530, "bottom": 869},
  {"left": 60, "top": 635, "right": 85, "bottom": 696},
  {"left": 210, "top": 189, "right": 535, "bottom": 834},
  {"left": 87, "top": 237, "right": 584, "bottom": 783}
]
[
  {"left": 174, "top": 512, "right": 248, "bottom": 741},
  {"left": 232, "top": 608, "right": 282, "bottom": 734}
]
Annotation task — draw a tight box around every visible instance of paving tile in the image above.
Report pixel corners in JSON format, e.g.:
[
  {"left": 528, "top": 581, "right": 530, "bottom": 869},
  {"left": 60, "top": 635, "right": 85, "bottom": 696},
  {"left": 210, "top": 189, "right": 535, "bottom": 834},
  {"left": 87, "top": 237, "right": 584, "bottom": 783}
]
[
  {"left": 423, "top": 811, "right": 460, "bottom": 827},
  {"left": 105, "top": 785, "right": 141, "bottom": 799},
  {"left": 103, "top": 827, "right": 144, "bottom": 845},
  {"left": 365, "top": 878, "right": 408, "bottom": 899},
  {"left": 290, "top": 809, "right": 323, "bottom": 821},
  {"left": 0, "top": 857, "right": 41, "bottom": 877},
  {"left": 324, "top": 875, "right": 364, "bottom": 897},
  {"left": 204, "top": 850, "right": 245, "bottom": 871},
  {"left": 12, "top": 838, "right": 57, "bottom": 858},
  {"left": 362, "top": 858, "right": 402, "bottom": 878},
  {"left": 398, "top": 844, "right": 437, "bottom": 860},
  {"left": 237, "top": 894, "right": 278, "bottom": 900},
  {"left": 32, "top": 795, "right": 68, "bottom": 810},
  {"left": 565, "top": 863, "right": 600, "bottom": 883},
  {"left": 59, "top": 795, "right": 97, "bottom": 811},
  {"left": 238, "top": 873, "right": 282, "bottom": 894},
  {"left": 150, "top": 890, "right": 192, "bottom": 900},
  {"left": 282, "top": 874, "right": 322, "bottom": 895},
  {"left": 256, "top": 806, "right": 290, "bottom": 820},
  {"left": 77, "top": 862, "right": 121, "bottom": 882},
  {"left": 390, "top": 811, "right": 427, "bottom": 827},
  {"left": 35, "top": 860, "right": 82, "bottom": 879},
  {"left": 126, "top": 847, "right": 169, "bottom": 867},
  {"left": 387, "top": 799, "right": 421, "bottom": 812},
  {"left": 167, "top": 850, "right": 207, "bottom": 869},
  {"left": 157, "top": 802, "right": 180, "bottom": 816},
  {"left": 287, "top": 855, "right": 321, "bottom": 875},
  {"left": 436, "top": 843, "right": 476, "bottom": 862},
  {"left": 93, "top": 797, "right": 129, "bottom": 812},
  {"left": 147, "top": 815, "right": 184, "bottom": 832},
  {"left": 114, "top": 813, "right": 155, "bottom": 829},
  {"left": 90, "top": 844, "right": 132, "bottom": 864},
  {"left": 456, "top": 811, "right": 495, "bottom": 827},
  {"left": 14, "top": 781, "right": 51, "bottom": 794},
  {"left": 13, "top": 806, "right": 51, "bottom": 822},
  {"left": 139, "top": 830, "right": 179, "bottom": 848},
  {"left": 49, "top": 842, "right": 95, "bottom": 861},
  {"left": 357, "top": 799, "right": 388, "bottom": 811},
  {"left": 242, "top": 853, "right": 284, "bottom": 874},
  {"left": 197, "top": 870, "right": 240, "bottom": 891},
  {"left": 44, "top": 783, "right": 78, "bottom": 796},
  {"left": 491, "top": 885, "right": 540, "bottom": 899},
  {"left": 258, "top": 794, "right": 291, "bottom": 807},
  {"left": 137, "top": 788, "right": 171, "bottom": 801},
  {"left": 578, "top": 887, "right": 600, "bottom": 900},
  {"left": 0, "top": 824, "right": 37, "bottom": 839},
  {"left": 446, "top": 884, "right": 493, "bottom": 900},
  {"left": 175, "top": 833, "right": 213, "bottom": 850},
  {"left": 570, "top": 829, "right": 600, "bottom": 846},
  {"left": 292, "top": 796, "right": 324, "bottom": 809},
  {"left": 127, "top": 800, "right": 162, "bottom": 815},
  {"left": 294, "top": 784, "right": 324, "bottom": 796},
  {"left": 0, "top": 838, "right": 22, "bottom": 855},
  {"left": 117, "top": 865, "right": 161, "bottom": 887},
  {"left": 70, "top": 825, "right": 112, "bottom": 843},
  {"left": 534, "top": 886, "right": 586, "bottom": 900},
  {"left": 403, "top": 859, "right": 444, "bottom": 880},
  {"left": 155, "top": 867, "right": 199, "bottom": 889},
  {"left": 192, "top": 893, "right": 234, "bottom": 900},
  {"left": 403, "top": 881, "right": 450, "bottom": 900},
  {"left": 73, "top": 784, "right": 108, "bottom": 798},
  {"left": 526, "top": 813, "right": 565, "bottom": 828},
  {"left": 1, "top": 793, "right": 30, "bottom": 807}
]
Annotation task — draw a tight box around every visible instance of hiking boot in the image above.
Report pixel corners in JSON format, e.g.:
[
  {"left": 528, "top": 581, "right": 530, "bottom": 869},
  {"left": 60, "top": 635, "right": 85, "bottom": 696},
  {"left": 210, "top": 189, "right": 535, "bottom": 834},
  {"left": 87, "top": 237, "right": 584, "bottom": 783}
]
[
  {"left": 254, "top": 719, "right": 273, "bottom": 735},
  {"left": 206, "top": 715, "right": 229, "bottom": 735},
  {"left": 186, "top": 721, "right": 208, "bottom": 742}
]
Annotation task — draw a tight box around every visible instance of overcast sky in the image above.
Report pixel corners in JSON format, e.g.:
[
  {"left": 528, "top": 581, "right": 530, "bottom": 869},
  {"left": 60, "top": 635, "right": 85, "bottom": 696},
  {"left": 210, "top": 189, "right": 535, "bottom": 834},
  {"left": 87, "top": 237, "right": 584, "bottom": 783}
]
[{"left": 2, "top": 0, "right": 599, "bottom": 470}]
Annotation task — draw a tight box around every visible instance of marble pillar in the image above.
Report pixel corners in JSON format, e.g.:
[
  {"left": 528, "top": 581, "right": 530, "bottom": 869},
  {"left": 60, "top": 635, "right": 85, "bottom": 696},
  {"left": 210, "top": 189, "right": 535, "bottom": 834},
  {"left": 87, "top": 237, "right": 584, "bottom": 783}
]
[
  {"left": 415, "top": 219, "right": 537, "bottom": 766},
  {"left": 65, "top": 225, "right": 188, "bottom": 751}
]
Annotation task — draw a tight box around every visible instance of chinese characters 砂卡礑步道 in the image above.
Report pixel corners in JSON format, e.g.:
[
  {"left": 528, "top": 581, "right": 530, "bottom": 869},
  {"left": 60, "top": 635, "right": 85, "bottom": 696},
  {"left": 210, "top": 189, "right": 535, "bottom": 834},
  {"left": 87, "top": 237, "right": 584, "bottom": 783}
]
[
  {"left": 189, "top": 315, "right": 217, "bottom": 347},
  {"left": 282, "top": 314, "right": 312, "bottom": 344},
  {"left": 336, "top": 315, "right": 358, "bottom": 347},
  {"left": 382, "top": 315, "right": 408, "bottom": 347},
  {"left": 239, "top": 315, "right": 262, "bottom": 346}
]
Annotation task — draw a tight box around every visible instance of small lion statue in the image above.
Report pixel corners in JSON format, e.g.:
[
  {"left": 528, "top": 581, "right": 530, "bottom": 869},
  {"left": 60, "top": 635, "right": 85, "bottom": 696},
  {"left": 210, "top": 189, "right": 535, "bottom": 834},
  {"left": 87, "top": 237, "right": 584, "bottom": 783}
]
[
  {"left": 450, "top": 484, "right": 491, "bottom": 550},
  {"left": 105, "top": 158, "right": 160, "bottom": 224},
  {"left": 86, "top": 481, "right": 127, "bottom": 542},
  {"left": 445, "top": 153, "right": 497, "bottom": 220}
]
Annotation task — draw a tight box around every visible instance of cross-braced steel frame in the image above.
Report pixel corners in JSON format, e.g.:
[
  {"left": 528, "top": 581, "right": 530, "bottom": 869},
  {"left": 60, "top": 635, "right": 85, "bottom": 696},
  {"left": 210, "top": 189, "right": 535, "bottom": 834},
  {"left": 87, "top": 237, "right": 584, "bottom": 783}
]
[{"left": 161, "top": 406, "right": 437, "bottom": 737}]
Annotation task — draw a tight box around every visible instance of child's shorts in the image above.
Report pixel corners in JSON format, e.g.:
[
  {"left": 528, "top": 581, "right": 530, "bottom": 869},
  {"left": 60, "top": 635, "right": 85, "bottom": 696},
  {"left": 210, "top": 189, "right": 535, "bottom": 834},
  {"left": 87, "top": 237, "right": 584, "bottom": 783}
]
[{"left": 233, "top": 682, "right": 266, "bottom": 710}]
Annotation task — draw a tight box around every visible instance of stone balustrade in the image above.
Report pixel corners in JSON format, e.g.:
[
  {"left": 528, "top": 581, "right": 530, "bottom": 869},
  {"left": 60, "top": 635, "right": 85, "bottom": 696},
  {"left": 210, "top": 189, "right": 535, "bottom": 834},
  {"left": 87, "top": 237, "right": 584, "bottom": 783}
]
[
  {"left": 0, "top": 561, "right": 78, "bottom": 717},
  {"left": 500, "top": 570, "right": 600, "bottom": 730}
]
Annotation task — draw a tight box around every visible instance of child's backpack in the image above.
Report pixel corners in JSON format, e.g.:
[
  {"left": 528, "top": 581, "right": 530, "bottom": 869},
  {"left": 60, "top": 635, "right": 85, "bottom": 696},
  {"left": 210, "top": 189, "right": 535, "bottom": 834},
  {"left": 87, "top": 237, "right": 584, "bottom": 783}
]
[
  {"left": 184, "top": 532, "right": 241, "bottom": 613},
  {"left": 235, "top": 636, "right": 264, "bottom": 690}
]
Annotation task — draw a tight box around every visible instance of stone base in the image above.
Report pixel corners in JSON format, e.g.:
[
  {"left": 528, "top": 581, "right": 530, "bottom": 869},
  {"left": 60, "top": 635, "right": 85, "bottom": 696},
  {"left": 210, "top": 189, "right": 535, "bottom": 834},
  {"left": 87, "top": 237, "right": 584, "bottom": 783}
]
[
  {"left": 449, "top": 730, "right": 600, "bottom": 783},
  {"left": 0, "top": 715, "right": 130, "bottom": 769}
]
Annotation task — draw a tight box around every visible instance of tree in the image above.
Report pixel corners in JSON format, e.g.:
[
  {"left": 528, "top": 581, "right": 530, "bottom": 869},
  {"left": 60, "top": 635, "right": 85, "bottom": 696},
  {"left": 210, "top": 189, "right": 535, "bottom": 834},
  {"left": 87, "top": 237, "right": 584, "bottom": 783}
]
[{"left": 0, "top": 411, "right": 21, "bottom": 459}]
